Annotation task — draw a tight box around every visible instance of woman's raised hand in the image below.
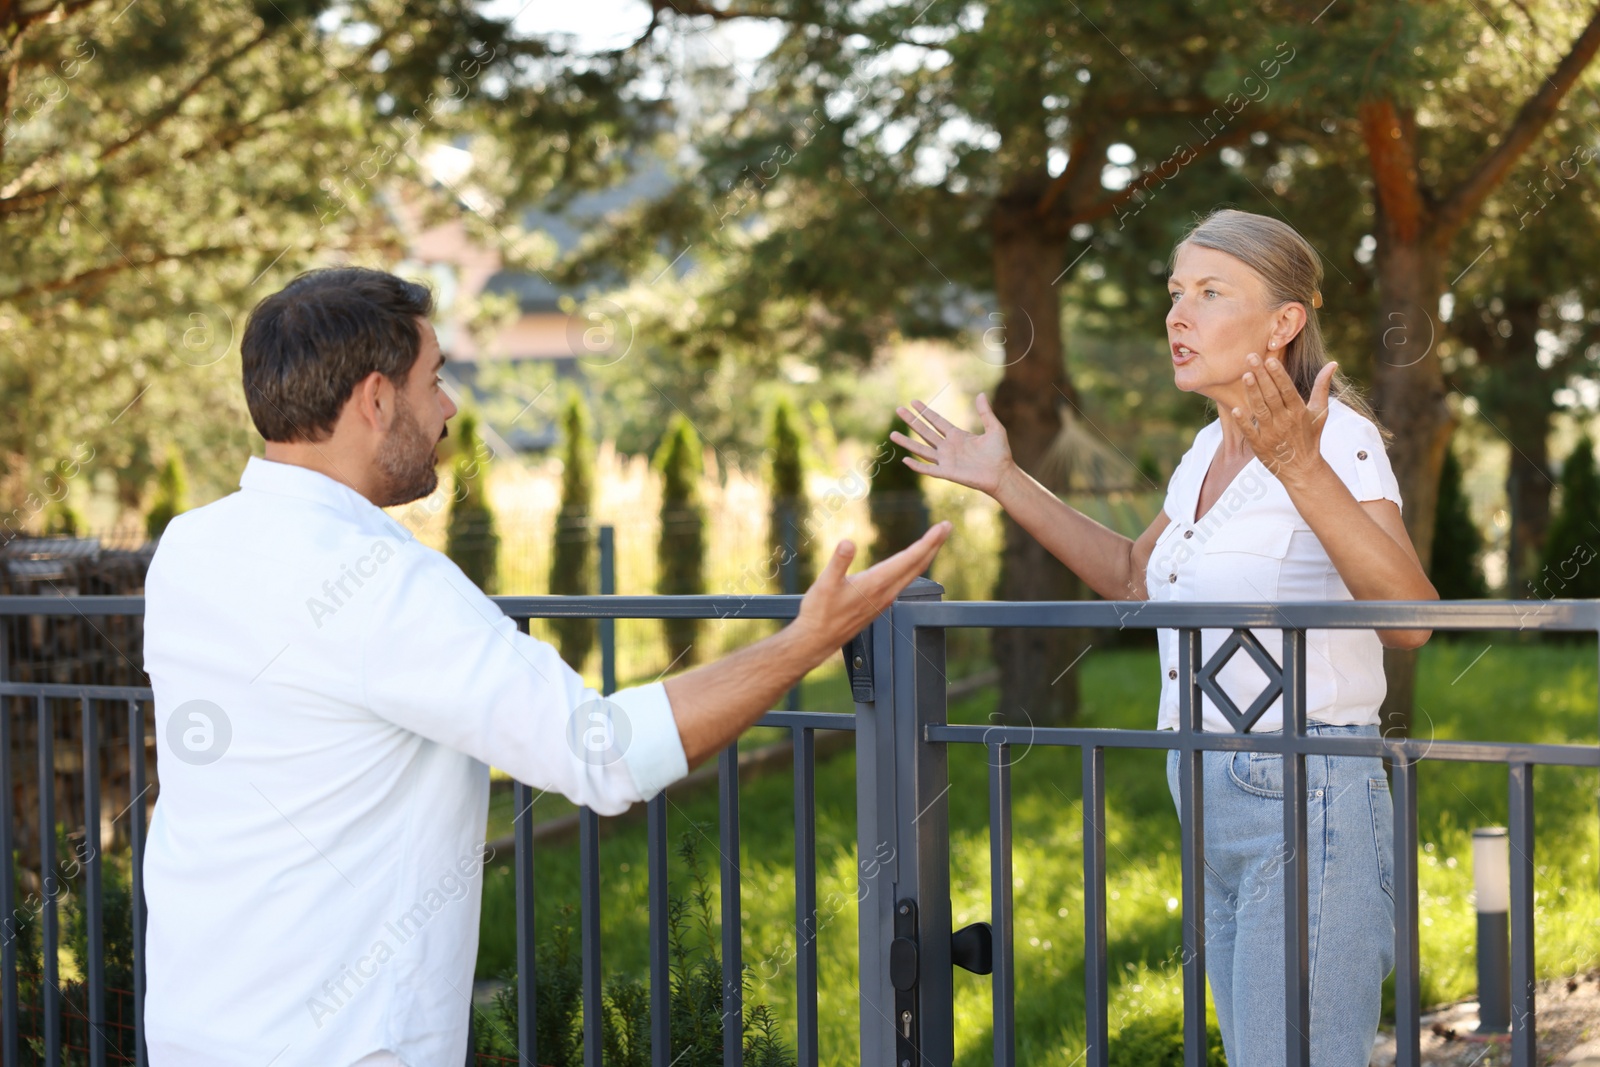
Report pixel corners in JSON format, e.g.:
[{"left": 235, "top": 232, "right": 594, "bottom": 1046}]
[
  {"left": 892, "top": 393, "right": 1015, "bottom": 497},
  {"left": 1235, "top": 355, "right": 1338, "bottom": 486}
]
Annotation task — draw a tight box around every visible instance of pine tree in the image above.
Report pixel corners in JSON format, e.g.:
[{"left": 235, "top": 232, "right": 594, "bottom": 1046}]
[
  {"left": 144, "top": 452, "right": 189, "bottom": 540},
  {"left": 766, "top": 398, "right": 815, "bottom": 592},
  {"left": 446, "top": 411, "right": 500, "bottom": 593},
  {"left": 868, "top": 416, "right": 929, "bottom": 565},
  {"left": 549, "top": 392, "right": 597, "bottom": 669},
  {"left": 1429, "top": 445, "right": 1488, "bottom": 599},
  {"left": 1535, "top": 435, "right": 1600, "bottom": 600},
  {"left": 655, "top": 415, "right": 706, "bottom": 668}
]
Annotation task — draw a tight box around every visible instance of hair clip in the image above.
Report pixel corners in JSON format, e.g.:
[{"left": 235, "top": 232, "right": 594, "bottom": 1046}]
[{"left": 1311, "top": 290, "right": 1323, "bottom": 309}]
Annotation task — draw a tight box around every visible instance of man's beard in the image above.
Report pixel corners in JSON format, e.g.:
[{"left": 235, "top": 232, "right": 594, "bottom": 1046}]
[{"left": 375, "top": 396, "right": 441, "bottom": 507}]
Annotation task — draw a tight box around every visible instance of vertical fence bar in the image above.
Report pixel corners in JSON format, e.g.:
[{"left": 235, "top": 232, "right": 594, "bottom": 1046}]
[
  {"left": 128, "top": 700, "right": 147, "bottom": 1067},
  {"left": 0, "top": 622, "right": 10, "bottom": 1067},
  {"left": 1176, "top": 630, "right": 1207, "bottom": 1067},
  {"left": 1391, "top": 752, "right": 1421, "bottom": 1067},
  {"left": 81, "top": 697, "right": 105, "bottom": 1067},
  {"left": 598, "top": 526, "right": 616, "bottom": 697},
  {"left": 781, "top": 507, "right": 800, "bottom": 712},
  {"left": 792, "top": 727, "right": 818, "bottom": 1067},
  {"left": 1508, "top": 763, "right": 1536, "bottom": 1067},
  {"left": 988, "top": 741, "right": 1015, "bottom": 1067},
  {"left": 647, "top": 794, "right": 671, "bottom": 1067},
  {"left": 513, "top": 779, "right": 537, "bottom": 1067},
  {"left": 37, "top": 695, "right": 59, "bottom": 1066},
  {"left": 718, "top": 744, "right": 743, "bottom": 1067},
  {"left": 1281, "top": 630, "right": 1310, "bottom": 1067},
  {"left": 513, "top": 618, "right": 537, "bottom": 1067},
  {"left": 588, "top": 539, "right": 617, "bottom": 1067},
  {"left": 580, "top": 806, "right": 603, "bottom": 1067},
  {"left": 1081, "top": 745, "right": 1108, "bottom": 1067},
  {"left": 0, "top": 693, "right": 16, "bottom": 1067}
]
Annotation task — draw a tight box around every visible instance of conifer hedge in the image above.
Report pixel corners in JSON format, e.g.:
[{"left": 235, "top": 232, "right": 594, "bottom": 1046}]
[
  {"left": 446, "top": 410, "right": 501, "bottom": 594},
  {"left": 655, "top": 415, "right": 706, "bottom": 667},
  {"left": 549, "top": 392, "right": 598, "bottom": 668}
]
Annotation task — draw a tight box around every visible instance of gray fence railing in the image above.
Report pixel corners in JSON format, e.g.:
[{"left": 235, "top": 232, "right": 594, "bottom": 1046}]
[{"left": 0, "top": 586, "right": 1595, "bottom": 1067}]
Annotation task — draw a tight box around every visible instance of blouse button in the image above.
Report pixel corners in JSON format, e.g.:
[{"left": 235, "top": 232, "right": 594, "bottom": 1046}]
[
  {"left": 1168, "top": 669, "right": 1177, "bottom": 680},
  {"left": 1356, "top": 450, "right": 1369, "bottom": 460},
  {"left": 1168, "top": 573, "right": 1177, "bottom": 583},
  {"left": 1183, "top": 530, "right": 1193, "bottom": 539}
]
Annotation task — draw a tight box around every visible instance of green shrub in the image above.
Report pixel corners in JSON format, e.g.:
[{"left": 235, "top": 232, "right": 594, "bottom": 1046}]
[
  {"left": 549, "top": 392, "right": 598, "bottom": 668},
  {"left": 868, "top": 415, "right": 929, "bottom": 564},
  {"left": 475, "top": 832, "right": 795, "bottom": 1067},
  {"left": 655, "top": 415, "right": 706, "bottom": 667},
  {"left": 43, "top": 500, "right": 84, "bottom": 538},
  {"left": 3, "top": 828, "right": 135, "bottom": 1058},
  {"left": 145, "top": 451, "right": 189, "bottom": 539},
  {"left": 1536, "top": 433, "right": 1600, "bottom": 600},
  {"left": 1430, "top": 443, "right": 1488, "bottom": 599},
  {"left": 766, "top": 397, "right": 815, "bottom": 592},
  {"left": 446, "top": 411, "right": 501, "bottom": 593}
]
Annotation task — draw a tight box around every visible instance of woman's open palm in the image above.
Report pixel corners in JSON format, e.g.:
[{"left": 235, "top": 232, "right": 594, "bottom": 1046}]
[{"left": 892, "top": 394, "right": 1014, "bottom": 497}]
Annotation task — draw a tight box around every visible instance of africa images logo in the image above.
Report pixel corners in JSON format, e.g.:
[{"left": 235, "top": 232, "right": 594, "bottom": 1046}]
[{"left": 165, "top": 699, "right": 232, "bottom": 766}]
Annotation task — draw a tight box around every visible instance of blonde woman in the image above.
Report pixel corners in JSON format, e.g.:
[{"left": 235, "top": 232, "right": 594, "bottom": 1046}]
[{"left": 894, "top": 208, "right": 1436, "bottom": 1065}]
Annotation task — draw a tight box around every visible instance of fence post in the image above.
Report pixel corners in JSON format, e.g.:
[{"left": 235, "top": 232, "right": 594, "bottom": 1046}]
[
  {"left": 856, "top": 576, "right": 950, "bottom": 1067},
  {"left": 856, "top": 587, "right": 900, "bottom": 1067}
]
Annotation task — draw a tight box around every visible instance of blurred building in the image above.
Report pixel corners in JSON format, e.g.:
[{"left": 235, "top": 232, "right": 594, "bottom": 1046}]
[{"left": 394, "top": 143, "right": 673, "bottom": 453}]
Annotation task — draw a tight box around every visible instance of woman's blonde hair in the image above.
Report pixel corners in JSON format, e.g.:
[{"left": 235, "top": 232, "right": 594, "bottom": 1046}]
[{"left": 1175, "top": 208, "right": 1388, "bottom": 438}]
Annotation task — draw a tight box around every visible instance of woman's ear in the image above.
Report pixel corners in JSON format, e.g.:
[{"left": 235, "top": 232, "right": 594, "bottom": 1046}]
[{"left": 1268, "top": 302, "right": 1307, "bottom": 353}]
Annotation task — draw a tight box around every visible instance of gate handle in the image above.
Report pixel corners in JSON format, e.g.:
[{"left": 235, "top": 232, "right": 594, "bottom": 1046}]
[
  {"left": 890, "top": 936, "right": 919, "bottom": 991},
  {"left": 951, "top": 922, "right": 993, "bottom": 975}
]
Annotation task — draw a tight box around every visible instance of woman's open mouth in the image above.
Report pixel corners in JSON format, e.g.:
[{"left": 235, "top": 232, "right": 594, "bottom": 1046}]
[{"left": 1172, "top": 342, "right": 1198, "bottom": 366}]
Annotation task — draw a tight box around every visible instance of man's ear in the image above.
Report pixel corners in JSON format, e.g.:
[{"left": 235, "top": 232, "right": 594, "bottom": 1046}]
[{"left": 346, "top": 371, "right": 394, "bottom": 433}]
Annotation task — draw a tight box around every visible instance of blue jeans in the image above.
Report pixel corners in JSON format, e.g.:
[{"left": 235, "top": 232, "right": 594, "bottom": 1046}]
[{"left": 1165, "top": 724, "right": 1396, "bottom": 1067}]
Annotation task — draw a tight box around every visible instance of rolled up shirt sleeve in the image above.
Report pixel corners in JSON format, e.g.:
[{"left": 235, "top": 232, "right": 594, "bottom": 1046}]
[
  {"left": 358, "top": 542, "right": 689, "bottom": 814},
  {"left": 1322, "top": 415, "right": 1403, "bottom": 511}
]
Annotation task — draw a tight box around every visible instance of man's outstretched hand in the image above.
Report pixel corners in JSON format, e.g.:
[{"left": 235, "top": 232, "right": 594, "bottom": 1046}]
[
  {"left": 791, "top": 522, "right": 952, "bottom": 659},
  {"left": 665, "top": 522, "right": 951, "bottom": 770}
]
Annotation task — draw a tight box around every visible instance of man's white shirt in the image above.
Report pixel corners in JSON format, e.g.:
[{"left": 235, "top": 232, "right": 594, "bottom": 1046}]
[{"left": 142, "top": 456, "right": 688, "bottom": 1066}]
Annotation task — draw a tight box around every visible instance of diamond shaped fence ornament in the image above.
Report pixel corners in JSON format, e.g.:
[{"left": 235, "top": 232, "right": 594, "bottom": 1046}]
[{"left": 1194, "top": 628, "right": 1284, "bottom": 732}]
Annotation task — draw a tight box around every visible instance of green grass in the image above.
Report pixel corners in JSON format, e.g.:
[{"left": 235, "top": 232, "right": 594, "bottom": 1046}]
[{"left": 474, "top": 637, "right": 1600, "bottom": 1065}]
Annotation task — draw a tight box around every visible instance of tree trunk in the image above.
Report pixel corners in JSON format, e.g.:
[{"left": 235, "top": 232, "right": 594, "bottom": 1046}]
[
  {"left": 1368, "top": 240, "right": 1452, "bottom": 739},
  {"left": 1363, "top": 99, "right": 1456, "bottom": 739},
  {"left": 1370, "top": 233, "right": 1453, "bottom": 739},
  {"left": 988, "top": 209, "right": 1086, "bottom": 726},
  {"left": 1371, "top": 238, "right": 1455, "bottom": 576}
]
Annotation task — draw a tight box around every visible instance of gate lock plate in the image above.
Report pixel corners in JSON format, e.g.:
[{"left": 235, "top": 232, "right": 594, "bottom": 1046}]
[
  {"left": 842, "top": 629, "right": 874, "bottom": 702},
  {"left": 891, "top": 898, "right": 918, "bottom": 1066}
]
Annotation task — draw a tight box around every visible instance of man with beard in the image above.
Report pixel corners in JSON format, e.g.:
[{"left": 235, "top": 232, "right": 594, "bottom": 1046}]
[{"left": 141, "top": 268, "right": 949, "bottom": 1066}]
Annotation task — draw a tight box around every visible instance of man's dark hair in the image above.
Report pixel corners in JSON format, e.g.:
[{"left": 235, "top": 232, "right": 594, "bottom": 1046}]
[{"left": 241, "top": 268, "right": 435, "bottom": 443}]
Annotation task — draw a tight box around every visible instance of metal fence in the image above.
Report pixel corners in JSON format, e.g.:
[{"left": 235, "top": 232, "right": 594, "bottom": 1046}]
[{"left": 0, "top": 584, "right": 1594, "bottom": 1067}]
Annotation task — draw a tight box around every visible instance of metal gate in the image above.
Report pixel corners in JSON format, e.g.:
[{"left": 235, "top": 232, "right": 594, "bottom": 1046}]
[{"left": 864, "top": 581, "right": 1599, "bottom": 1067}]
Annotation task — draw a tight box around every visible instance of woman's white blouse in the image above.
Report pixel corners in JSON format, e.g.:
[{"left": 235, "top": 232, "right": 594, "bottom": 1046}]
[{"left": 1146, "top": 397, "right": 1403, "bottom": 733}]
